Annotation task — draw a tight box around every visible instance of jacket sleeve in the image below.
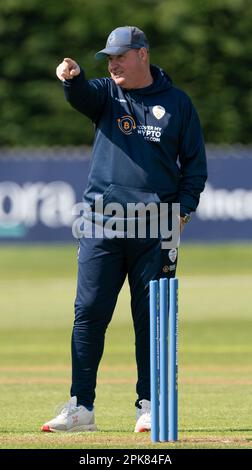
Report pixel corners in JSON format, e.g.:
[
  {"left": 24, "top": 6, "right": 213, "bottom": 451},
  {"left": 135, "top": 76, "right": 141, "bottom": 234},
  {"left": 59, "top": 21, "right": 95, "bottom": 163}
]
[
  {"left": 178, "top": 97, "right": 207, "bottom": 215},
  {"left": 63, "top": 69, "right": 108, "bottom": 123}
]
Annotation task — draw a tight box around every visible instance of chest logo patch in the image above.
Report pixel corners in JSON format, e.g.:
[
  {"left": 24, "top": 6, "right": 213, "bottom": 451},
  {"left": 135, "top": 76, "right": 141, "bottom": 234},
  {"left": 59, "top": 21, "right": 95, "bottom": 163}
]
[
  {"left": 117, "top": 115, "right": 136, "bottom": 135},
  {"left": 152, "top": 105, "right": 166, "bottom": 120}
]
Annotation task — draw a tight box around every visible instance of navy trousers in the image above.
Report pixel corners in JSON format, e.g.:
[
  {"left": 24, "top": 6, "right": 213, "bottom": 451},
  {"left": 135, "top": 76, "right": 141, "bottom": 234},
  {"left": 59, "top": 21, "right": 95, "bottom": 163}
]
[{"left": 71, "top": 236, "right": 178, "bottom": 408}]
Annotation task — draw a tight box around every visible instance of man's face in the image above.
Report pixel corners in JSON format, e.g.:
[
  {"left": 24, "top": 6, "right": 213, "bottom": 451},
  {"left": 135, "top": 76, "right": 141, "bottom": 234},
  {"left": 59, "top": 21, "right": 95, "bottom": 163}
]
[{"left": 108, "top": 49, "right": 147, "bottom": 89}]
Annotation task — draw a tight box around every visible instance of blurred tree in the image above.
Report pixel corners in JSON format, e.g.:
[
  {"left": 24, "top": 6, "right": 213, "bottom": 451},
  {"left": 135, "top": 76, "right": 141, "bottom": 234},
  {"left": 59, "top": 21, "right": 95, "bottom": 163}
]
[{"left": 0, "top": 0, "right": 251, "bottom": 146}]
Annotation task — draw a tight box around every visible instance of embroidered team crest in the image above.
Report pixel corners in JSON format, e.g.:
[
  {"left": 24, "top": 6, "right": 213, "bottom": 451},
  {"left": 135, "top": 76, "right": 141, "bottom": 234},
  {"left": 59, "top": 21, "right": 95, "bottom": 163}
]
[
  {"left": 117, "top": 115, "right": 136, "bottom": 135},
  {"left": 168, "top": 248, "right": 177, "bottom": 263},
  {"left": 152, "top": 105, "right": 166, "bottom": 120}
]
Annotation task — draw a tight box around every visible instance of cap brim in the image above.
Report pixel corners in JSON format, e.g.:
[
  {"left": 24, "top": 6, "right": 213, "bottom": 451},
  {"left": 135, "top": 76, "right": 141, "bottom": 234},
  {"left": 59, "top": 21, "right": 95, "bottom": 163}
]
[{"left": 95, "top": 46, "right": 131, "bottom": 60}]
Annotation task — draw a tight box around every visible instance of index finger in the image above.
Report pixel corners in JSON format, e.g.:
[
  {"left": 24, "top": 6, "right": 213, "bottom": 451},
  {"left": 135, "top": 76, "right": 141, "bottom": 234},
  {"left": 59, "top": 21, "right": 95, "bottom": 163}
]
[{"left": 63, "top": 57, "right": 76, "bottom": 65}]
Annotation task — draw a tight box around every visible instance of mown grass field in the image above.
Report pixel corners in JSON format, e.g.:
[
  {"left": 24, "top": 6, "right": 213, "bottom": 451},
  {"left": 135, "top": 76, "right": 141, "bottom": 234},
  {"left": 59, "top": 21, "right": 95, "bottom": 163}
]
[{"left": 0, "top": 243, "right": 252, "bottom": 449}]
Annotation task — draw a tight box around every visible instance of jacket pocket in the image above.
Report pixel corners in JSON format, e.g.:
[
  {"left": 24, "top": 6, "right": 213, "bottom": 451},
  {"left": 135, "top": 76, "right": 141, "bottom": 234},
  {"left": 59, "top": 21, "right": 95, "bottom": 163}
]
[{"left": 98, "top": 184, "right": 161, "bottom": 208}]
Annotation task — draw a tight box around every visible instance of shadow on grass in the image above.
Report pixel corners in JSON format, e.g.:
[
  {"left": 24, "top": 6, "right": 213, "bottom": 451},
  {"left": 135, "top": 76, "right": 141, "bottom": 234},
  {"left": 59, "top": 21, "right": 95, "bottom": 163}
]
[{"left": 1, "top": 428, "right": 251, "bottom": 434}]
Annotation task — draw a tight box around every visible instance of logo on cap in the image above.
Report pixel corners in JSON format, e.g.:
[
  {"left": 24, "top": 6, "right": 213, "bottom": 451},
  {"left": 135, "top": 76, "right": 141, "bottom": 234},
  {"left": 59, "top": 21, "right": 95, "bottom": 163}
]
[{"left": 107, "top": 32, "right": 116, "bottom": 45}]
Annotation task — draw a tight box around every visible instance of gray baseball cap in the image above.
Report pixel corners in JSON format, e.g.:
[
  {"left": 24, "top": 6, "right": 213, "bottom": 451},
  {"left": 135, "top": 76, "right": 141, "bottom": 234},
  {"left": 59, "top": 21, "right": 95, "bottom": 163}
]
[{"left": 95, "top": 26, "right": 149, "bottom": 59}]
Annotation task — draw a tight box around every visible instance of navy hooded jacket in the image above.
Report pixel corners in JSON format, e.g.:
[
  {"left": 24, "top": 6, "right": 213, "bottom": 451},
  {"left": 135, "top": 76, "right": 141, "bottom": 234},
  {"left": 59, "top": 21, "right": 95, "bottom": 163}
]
[{"left": 64, "top": 65, "right": 207, "bottom": 216}]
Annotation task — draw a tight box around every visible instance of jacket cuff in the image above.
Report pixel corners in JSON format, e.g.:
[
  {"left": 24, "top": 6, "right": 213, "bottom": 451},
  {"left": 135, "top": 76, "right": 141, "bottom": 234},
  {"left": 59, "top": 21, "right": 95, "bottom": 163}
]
[
  {"left": 63, "top": 69, "right": 85, "bottom": 88},
  {"left": 180, "top": 205, "right": 193, "bottom": 217}
]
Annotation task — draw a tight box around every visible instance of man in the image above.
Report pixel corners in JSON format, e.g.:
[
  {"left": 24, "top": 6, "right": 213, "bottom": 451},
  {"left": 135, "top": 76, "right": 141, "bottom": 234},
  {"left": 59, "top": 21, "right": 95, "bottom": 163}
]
[{"left": 41, "top": 26, "right": 207, "bottom": 433}]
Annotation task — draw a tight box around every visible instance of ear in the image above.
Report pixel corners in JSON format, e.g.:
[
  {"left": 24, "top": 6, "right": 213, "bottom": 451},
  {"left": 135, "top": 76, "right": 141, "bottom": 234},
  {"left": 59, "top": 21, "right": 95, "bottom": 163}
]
[{"left": 138, "top": 47, "right": 148, "bottom": 62}]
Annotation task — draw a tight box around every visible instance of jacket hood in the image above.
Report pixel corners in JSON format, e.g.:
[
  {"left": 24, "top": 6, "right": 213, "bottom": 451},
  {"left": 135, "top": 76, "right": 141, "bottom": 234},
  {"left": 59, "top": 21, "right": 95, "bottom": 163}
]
[{"left": 127, "top": 64, "right": 172, "bottom": 96}]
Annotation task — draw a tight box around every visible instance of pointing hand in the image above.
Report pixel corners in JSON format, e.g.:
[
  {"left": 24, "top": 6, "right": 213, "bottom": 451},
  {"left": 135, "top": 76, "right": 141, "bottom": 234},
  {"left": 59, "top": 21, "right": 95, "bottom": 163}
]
[{"left": 56, "top": 58, "right": 80, "bottom": 81}]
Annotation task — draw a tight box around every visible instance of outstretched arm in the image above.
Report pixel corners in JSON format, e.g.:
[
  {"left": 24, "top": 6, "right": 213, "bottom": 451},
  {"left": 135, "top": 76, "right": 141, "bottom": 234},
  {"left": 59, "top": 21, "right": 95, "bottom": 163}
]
[{"left": 56, "top": 58, "right": 108, "bottom": 122}]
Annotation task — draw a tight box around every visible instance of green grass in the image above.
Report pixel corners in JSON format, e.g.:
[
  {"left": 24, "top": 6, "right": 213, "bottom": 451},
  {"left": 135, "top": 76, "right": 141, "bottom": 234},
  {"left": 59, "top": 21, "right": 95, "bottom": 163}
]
[{"left": 0, "top": 243, "right": 252, "bottom": 449}]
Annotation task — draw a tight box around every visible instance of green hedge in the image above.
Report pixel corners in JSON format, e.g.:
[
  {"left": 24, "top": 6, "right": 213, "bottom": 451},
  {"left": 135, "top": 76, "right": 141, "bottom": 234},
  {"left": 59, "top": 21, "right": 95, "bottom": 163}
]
[{"left": 1, "top": 0, "right": 251, "bottom": 146}]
